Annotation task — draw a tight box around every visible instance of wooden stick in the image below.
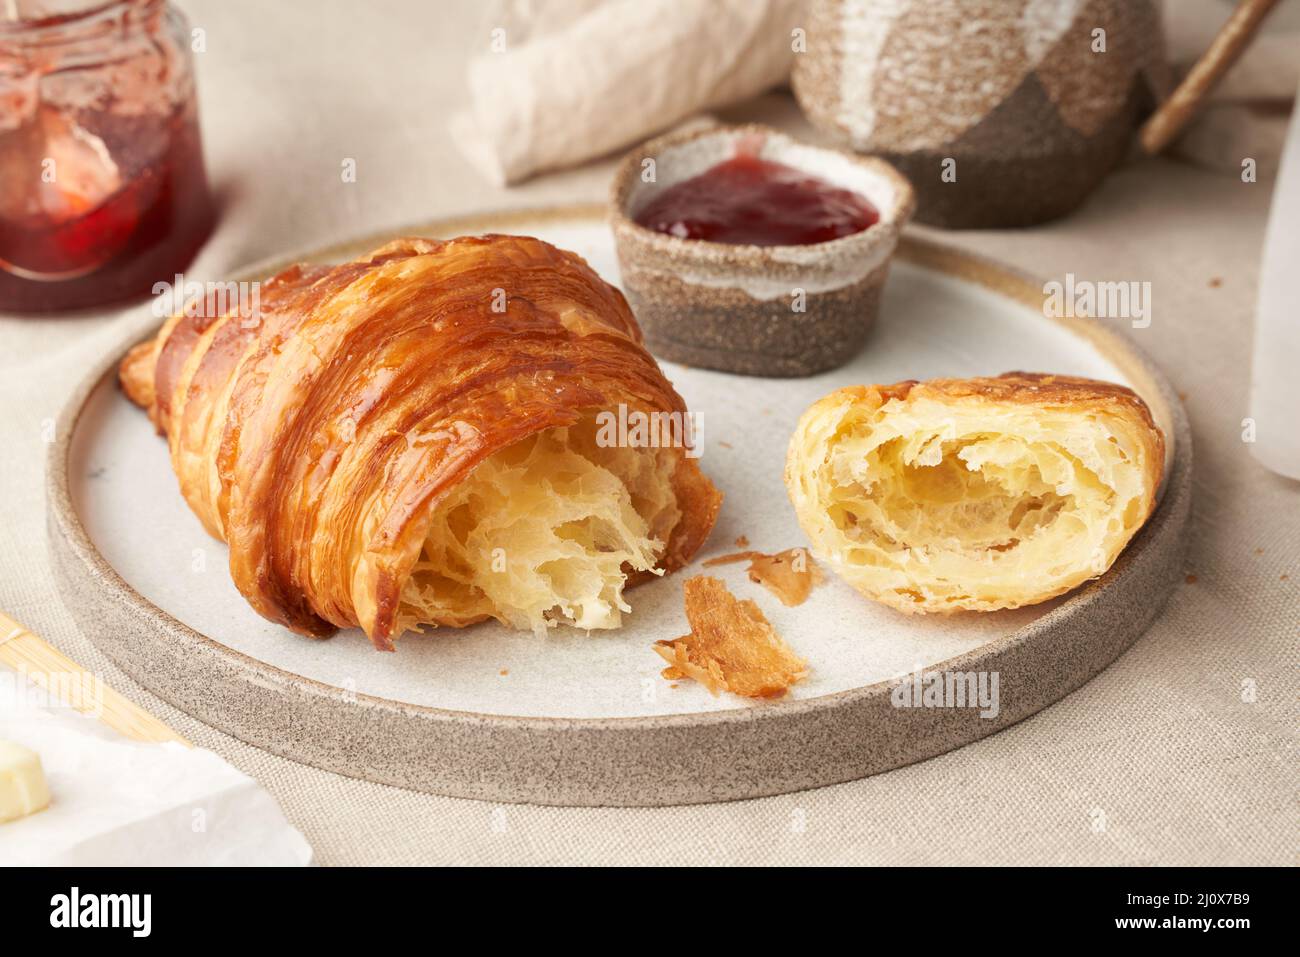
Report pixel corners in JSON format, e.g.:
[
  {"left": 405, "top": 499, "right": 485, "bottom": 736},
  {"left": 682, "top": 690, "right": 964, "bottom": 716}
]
[
  {"left": 0, "top": 610, "right": 190, "bottom": 747},
  {"left": 1140, "top": 0, "right": 1284, "bottom": 156}
]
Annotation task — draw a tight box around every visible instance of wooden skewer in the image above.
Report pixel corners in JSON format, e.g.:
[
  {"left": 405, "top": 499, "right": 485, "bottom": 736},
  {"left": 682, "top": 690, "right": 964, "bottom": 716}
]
[
  {"left": 0, "top": 610, "right": 190, "bottom": 747},
  {"left": 1140, "top": 0, "right": 1284, "bottom": 156}
]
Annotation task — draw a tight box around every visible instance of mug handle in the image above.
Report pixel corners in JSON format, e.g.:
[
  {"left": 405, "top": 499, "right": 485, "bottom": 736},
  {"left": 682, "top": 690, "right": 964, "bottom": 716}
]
[{"left": 1140, "top": 0, "right": 1284, "bottom": 155}]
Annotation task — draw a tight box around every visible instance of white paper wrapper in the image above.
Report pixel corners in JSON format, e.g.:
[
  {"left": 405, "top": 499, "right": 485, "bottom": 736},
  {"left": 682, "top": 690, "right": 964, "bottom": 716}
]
[{"left": 0, "top": 673, "right": 312, "bottom": 866}]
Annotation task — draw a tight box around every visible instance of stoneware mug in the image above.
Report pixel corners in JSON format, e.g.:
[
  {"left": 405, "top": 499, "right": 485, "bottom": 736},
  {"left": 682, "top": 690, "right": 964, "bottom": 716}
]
[{"left": 793, "top": 0, "right": 1280, "bottom": 227}]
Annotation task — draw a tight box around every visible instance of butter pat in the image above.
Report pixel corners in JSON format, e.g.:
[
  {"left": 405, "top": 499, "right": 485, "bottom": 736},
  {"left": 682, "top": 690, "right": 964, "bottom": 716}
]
[{"left": 0, "top": 740, "right": 51, "bottom": 824}]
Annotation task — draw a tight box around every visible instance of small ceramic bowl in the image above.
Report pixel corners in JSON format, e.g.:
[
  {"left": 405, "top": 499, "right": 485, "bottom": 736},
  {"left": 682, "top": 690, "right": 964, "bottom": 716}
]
[{"left": 610, "top": 124, "right": 915, "bottom": 377}]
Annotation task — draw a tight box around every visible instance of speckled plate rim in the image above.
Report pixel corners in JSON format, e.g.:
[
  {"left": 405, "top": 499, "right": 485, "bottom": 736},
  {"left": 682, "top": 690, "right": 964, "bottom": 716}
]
[{"left": 45, "top": 204, "right": 1192, "bottom": 807}]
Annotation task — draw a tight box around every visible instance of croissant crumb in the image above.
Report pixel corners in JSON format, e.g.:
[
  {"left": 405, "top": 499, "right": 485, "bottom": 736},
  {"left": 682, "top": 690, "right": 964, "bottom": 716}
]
[
  {"left": 703, "top": 547, "right": 823, "bottom": 607},
  {"left": 397, "top": 417, "right": 681, "bottom": 638},
  {"left": 654, "top": 576, "right": 807, "bottom": 699}
]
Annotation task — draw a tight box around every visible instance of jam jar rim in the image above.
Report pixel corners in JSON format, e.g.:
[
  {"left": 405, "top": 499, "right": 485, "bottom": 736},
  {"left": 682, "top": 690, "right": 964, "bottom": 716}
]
[{"left": 0, "top": 0, "right": 168, "bottom": 45}]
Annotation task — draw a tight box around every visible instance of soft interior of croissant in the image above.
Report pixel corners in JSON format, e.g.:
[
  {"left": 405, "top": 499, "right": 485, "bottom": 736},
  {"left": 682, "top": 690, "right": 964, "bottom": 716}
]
[
  {"left": 396, "top": 416, "right": 681, "bottom": 637},
  {"left": 822, "top": 399, "right": 1150, "bottom": 610}
]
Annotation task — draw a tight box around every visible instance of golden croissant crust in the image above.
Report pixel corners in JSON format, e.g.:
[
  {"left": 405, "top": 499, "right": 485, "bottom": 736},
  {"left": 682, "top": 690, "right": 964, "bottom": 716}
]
[
  {"left": 120, "top": 235, "right": 721, "bottom": 649},
  {"left": 785, "top": 373, "right": 1164, "bottom": 613}
]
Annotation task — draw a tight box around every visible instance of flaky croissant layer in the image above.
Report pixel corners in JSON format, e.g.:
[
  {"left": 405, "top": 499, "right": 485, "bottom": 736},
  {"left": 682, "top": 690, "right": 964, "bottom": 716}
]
[
  {"left": 120, "top": 235, "right": 720, "bottom": 649},
  {"left": 785, "top": 373, "right": 1165, "bottom": 613},
  {"left": 397, "top": 416, "right": 682, "bottom": 637}
]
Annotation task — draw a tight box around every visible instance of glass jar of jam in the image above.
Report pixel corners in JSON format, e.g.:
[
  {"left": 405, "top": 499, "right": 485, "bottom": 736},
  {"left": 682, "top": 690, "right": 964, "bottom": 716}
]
[{"left": 0, "top": 0, "right": 214, "bottom": 314}]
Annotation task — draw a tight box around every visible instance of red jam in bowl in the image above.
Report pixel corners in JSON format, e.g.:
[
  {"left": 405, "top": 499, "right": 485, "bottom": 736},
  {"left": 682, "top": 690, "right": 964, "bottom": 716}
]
[{"left": 634, "top": 153, "right": 879, "bottom": 247}]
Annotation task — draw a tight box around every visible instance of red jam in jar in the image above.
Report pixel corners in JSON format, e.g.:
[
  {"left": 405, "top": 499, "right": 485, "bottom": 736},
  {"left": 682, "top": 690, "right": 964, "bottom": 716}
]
[
  {"left": 0, "top": 0, "right": 214, "bottom": 314},
  {"left": 634, "top": 152, "right": 879, "bottom": 247}
]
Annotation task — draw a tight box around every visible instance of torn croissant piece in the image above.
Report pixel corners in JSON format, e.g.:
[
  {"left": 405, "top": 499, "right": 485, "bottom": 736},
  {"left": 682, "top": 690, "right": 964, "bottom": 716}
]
[
  {"left": 785, "top": 373, "right": 1165, "bottom": 614},
  {"left": 654, "top": 576, "right": 807, "bottom": 698},
  {"left": 703, "top": 547, "right": 823, "bottom": 606},
  {"left": 119, "top": 234, "right": 721, "bottom": 650}
]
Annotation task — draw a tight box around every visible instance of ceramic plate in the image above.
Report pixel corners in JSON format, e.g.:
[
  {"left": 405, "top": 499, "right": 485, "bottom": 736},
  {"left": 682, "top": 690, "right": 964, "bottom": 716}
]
[{"left": 48, "top": 205, "right": 1191, "bottom": 806}]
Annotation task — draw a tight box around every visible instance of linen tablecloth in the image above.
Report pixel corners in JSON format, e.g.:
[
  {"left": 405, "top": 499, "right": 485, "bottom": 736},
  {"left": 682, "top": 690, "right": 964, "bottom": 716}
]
[{"left": 0, "top": 0, "right": 1293, "bottom": 865}]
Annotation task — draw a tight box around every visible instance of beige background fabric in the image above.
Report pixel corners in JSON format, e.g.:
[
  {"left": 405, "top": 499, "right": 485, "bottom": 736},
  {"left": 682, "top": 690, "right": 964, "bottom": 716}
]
[{"left": 0, "top": 1, "right": 1295, "bottom": 865}]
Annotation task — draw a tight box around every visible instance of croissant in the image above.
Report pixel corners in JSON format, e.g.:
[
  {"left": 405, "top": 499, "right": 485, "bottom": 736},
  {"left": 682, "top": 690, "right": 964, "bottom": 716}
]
[
  {"left": 785, "top": 373, "right": 1164, "bottom": 613},
  {"left": 119, "top": 235, "right": 721, "bottom": 650}
]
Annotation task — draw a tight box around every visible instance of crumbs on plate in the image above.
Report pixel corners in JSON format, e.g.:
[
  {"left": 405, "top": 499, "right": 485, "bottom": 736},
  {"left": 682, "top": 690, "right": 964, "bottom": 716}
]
[
  {"left": 654, "top": 576, "right": 807, "bottom": 699},
  {"left": 703, "top": 546, "right": 823, "bottom": 607}
]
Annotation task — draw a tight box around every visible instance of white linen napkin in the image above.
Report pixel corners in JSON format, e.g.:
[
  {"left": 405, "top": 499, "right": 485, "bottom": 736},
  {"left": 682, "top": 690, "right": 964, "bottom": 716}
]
[{"left": 452, "top": 0, "right": 805, "bottom": 184}]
